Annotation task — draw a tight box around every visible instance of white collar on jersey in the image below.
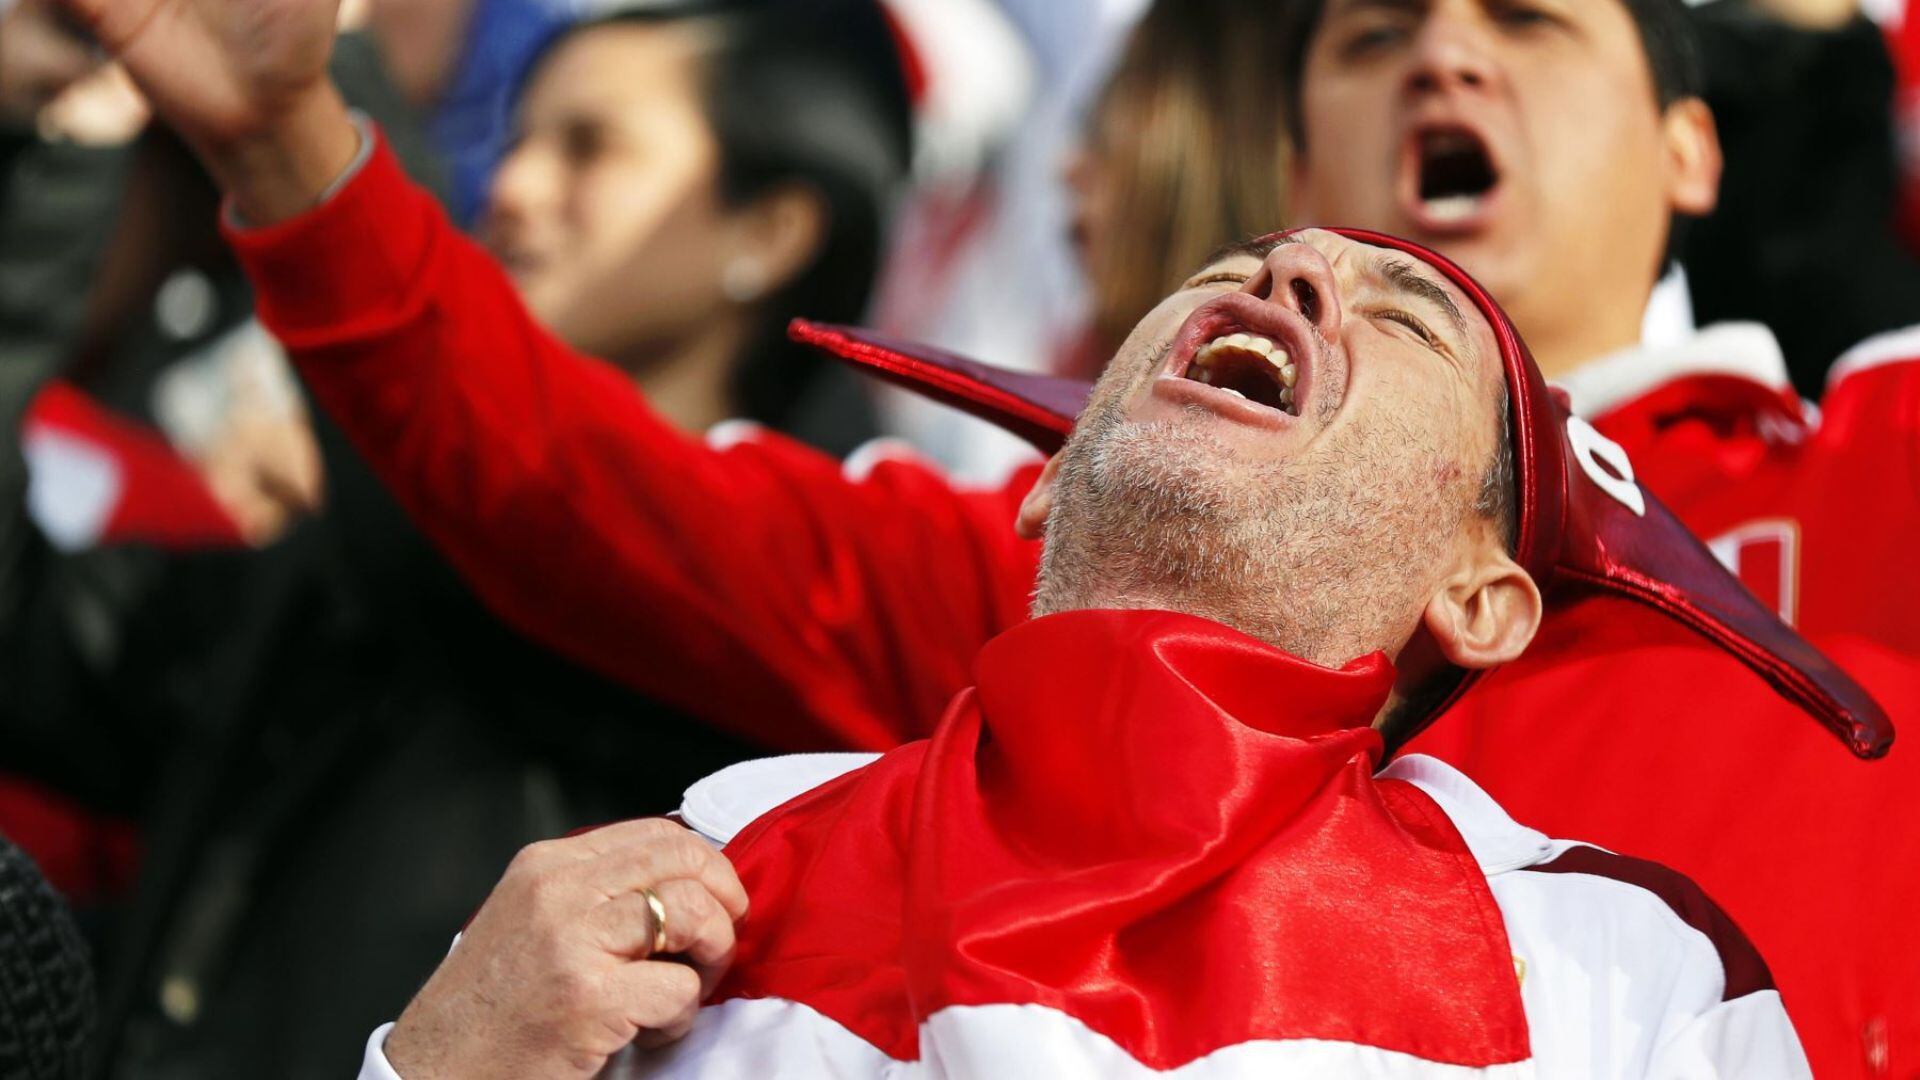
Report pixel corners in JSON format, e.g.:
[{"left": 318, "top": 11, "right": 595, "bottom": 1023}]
[
  {"left": 1376, "top": 755, "right": 1556, "bottom": 876},
  {"left": 683, "top": 751, "right": 1558, "bottom": 880},
  {"left": 681, "top": 753, "right": 884, "bottom": 845},
  {"left": 1555, "top": 322, "right": 1790, "bottom": 421}
]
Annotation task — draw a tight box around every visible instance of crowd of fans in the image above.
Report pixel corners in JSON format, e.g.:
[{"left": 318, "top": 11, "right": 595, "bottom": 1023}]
[{"left": 0, "top": 0, "right": 1918, "bottom": 1076}]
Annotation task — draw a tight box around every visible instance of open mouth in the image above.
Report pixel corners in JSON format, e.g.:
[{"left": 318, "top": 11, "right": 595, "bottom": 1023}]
[
  {"left": 1185, "top": 333, "right": 1298, "bottom": 415},
  {"left": 1414, "top": 127, "right": 1500, "bottom": 226}
]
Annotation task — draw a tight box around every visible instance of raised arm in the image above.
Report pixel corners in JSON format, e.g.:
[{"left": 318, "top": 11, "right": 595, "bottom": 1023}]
[
  {"left": 64, "top": 0, "right": 1041, "bottom": 750},
  {"left": 233, "top": 133, "right": 1040, "bottom": 749}
]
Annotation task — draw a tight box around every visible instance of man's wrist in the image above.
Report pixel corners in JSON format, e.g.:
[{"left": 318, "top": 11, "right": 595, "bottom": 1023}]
[{"left": 200, "top": 83, "right": 362, "bottom": 228}]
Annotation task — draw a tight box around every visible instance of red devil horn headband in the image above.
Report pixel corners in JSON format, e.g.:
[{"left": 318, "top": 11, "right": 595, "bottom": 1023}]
[{"left": 790, "top": 228, "right": 1892, "bottom": 758}]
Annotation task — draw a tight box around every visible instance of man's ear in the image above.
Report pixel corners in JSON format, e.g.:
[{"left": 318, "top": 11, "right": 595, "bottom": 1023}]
[
  {"left": 1662, "top": 97, "right": 1722, "bottom": 218},
  {"left": 1015, "top": 453, "right": 1066, "bottom": 540},
  {"left": 1420, "top": 549, "right": 1543, "bottom": 671},
  {"left": 723, "top": 182, "right": 829, "bottom": 300}
]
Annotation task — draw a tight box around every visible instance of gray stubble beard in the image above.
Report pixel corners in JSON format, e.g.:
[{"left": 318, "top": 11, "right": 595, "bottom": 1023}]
[{"left": 1032, "top": 396, "right": 1465, "bottom": 670}]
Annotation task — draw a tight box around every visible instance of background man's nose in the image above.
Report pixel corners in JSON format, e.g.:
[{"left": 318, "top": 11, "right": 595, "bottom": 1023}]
[
  {"left": 1404, "top": 16, "right": 1497, "bottom": 97},
  {"left": 1247, "top": 240, "right": 1343, "bottom": 340}
]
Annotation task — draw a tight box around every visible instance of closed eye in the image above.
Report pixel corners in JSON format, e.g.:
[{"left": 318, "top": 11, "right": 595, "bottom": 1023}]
[
  {"left": 1342, "top": 25, "right": 1410, "bottom": 56},
  {"left": 1490, "top": 1, "right": 1561, "bottom": 31},
  {"left": 1374, "top": 309, "right": 1442, "bottom": 349},
  {"left": 1186, "top": 272, "right": 1251, "bottom": 290}
]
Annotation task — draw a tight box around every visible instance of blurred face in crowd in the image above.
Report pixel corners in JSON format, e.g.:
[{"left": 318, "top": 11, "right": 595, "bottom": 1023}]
[
  {"left": 1288, "top": 0, "right": 1719, "bottom": 374},
  {"left": 1025, "top": 230, "right": 1538, "bottom": 677},
  {"left": 482, "top": 22, "right": 752, "bottom": 368}
]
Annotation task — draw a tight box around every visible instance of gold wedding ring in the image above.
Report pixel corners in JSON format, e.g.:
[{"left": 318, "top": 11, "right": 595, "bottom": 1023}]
[{"left": 641, "top": 886, "right": 669, "bottom": 957}]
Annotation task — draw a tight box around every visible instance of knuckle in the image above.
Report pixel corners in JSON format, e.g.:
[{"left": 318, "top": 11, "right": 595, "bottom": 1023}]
[
  {"left": 666, "top": 829, "right": 713, "bottom": 870},
  {"left": 546, "top": 962, "right": 616, "bottom": 1021},
  {"left": 635, "top": 816, "right": 681, "bottom": 840},
  {"left": 507, "top": 841, "right": 549, "bottom": 874},
  {"left": 545, "top": 967, "right": 593, "bottom": 1014},
  {"left": 522, "top": 866, "right": 576, "bottom": 912}
]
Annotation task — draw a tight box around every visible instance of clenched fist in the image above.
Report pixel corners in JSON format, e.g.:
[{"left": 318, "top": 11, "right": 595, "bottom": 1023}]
[{"left": 382, "top": 819, "right": 750, "bottom": 1080}]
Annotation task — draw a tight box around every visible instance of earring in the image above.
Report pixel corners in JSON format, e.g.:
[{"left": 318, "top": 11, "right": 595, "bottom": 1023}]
[{"left": 721, "top": 259, "right": 767, "bottom": 304}]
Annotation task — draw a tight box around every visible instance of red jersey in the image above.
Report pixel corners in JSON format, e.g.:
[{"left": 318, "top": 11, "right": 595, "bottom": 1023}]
[
  {"left": 1410, "top": 324, "right": 1920, "bottom": 1079},
  {"left": 231, "top": 137, "right": 1914, "bottom": 1078}
]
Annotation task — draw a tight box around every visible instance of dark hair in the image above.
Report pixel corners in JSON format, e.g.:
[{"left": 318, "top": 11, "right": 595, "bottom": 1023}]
[
  {"left": 1476, "top": 381, "right": 1517, "bottom": 556},
  {"left": 1279, "top": 0, "right": 1704, "bottom": 152},
  {"left": 529, "top": 0, "right": 913, "bottom": 443}
]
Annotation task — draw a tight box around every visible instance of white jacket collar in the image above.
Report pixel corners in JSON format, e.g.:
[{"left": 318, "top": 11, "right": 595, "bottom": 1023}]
[
  {"left": 1378, "top": 755, "right": 1554, "bottom": 876},
  {"left": 688, "top": 751, "right": 1558, "bottom": 879},
  {"left": 682, "top": 753, "right": 882, "bottom": 844},
  {"left": 1556, "top": 322, "right": 1791, "bottom": 419}
]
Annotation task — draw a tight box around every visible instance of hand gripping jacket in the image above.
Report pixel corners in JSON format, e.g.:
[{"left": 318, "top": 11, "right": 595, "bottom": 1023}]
[{"left": 792, "top": 228, "right": 1893, "bottom": 758}]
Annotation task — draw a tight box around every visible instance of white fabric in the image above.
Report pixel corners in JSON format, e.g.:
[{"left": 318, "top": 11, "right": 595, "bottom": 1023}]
[
  {"left": 1827, "top": 323, "right": 1920, "bottom": 388},
  {"left": 1863, "top": 0, "right": 1905, "bottom": 28},
  {"left": 152, "top": 318, "right": 305, "bottom": 457},
  {"left": 881, "top": 0, "right": 1036, "bottom": 184},
  {"left": 356, "top": 756, "right": 1810, "bottom": 1080},
  {"left": 605, "top": 998, "right": 1535, "bottom": 1079},
  {"left": 22, "top": 425, "right": 121, "bottom": 552},
  {"left": 356, "top": 1024, "right": 402, "bottom": 1080},
  {"left": 1555, "top": 322, "right": 1790, "bottom": 420},
  {"left": 679, "top": 753, "right": 881, "bottom": 844},
  {"left": 1639, "top": 266, "right": 1697, "bottom": 352}
]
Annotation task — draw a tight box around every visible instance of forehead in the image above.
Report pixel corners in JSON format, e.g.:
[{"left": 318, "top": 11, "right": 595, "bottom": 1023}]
[
  {"left": 1318, "top": 0, "right": 1619, "bottom": 23},
  {"left": 1310, "top": 0, "right": 1647, "bottom": 69},
  {"left": 527, "top": 20, "right": 709, "bottom": 104}
]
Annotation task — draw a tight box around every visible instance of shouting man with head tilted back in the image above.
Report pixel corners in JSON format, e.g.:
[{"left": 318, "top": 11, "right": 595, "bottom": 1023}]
[{"left": 54, "top": 0, "right": 1888, "bottom": 1075}]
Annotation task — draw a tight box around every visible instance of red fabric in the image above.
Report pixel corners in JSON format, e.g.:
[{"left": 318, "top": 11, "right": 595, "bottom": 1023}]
[
  {"left": 227, "top": 137, "right": 1040, "bottom": 754},
  {"left": 1412, "top": 363, "right": 1920, "bottom": 1080},
  {"left": 23, "top": 381, "right": 243, "bottom": 549},
  {"left": 230, "top": 136, "right": 1914, "bottom": 1078},
  {"left": 791, "top": 320, "right": 1086, "bottom": 454},
  {"left": 0, "top": 774, "right": 140, "bottom": 907},
  {"left": 719, "top": 610, "right": 1529, "bottom": 1068}
]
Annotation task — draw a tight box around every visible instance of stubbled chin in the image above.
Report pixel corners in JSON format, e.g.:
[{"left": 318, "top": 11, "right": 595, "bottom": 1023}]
[{"left": 1036, "top": 417, "right": 1249, "bottom": 610}]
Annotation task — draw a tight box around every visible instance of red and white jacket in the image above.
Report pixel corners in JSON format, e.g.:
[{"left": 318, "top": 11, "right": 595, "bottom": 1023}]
[
  {"left": 229, "top": 133, "right": 1917, "bottom": 1079},
  {"left": 357, "top": 611, "right": 1807, "bottom": 1079}
]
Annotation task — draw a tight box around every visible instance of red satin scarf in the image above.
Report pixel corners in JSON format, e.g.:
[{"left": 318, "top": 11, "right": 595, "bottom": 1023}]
[{"left": 717, "top": 610, "right": 1530, "bottom": 1069}]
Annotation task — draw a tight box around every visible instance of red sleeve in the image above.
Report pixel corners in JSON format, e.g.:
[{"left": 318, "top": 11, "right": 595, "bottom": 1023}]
[{"left": 224, "top": 132, "right": 1042, "bottom": 752}]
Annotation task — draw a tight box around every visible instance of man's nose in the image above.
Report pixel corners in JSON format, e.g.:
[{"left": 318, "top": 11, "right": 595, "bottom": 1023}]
[
  {"left": 1246, "top": 241, "right": 1342, "bottom": 341},
  {"left": 1403, "top": 13, "right": 1499, "bottom": 98}
]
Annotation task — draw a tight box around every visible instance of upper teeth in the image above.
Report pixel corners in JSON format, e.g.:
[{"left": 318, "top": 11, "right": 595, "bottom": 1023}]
[{"left": 1192, "top": 333, "right": 1297, "bottom": 387}]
